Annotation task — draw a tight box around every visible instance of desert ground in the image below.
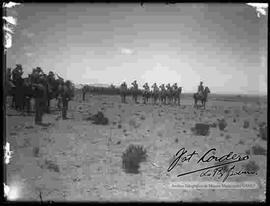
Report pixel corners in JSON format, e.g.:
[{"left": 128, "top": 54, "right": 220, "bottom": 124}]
[{"left": 5, "top": 92, "right": 267, "bottom": 202}]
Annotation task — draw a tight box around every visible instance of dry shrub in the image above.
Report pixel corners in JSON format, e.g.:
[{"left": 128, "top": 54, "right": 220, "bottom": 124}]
[
  {"left": 87, "top": 111, "right": 109, "bottom": 125},
  {"left": 122, "top": 144, "right": 147, "bottom": 174},
  {"left": 44, "top": 159, "right": 60, "bottom": 172},
  {"left": 251, "top": 144, "right": 267, "bottom": 155},
  {"left": 191, "top": 123, "right": 210, "bottom": 136},
  {"left": 217, "top": 119, "right": 227, "bottom": 131},
  {"left": 243, "top": 120, "right": 250, "bottom": 129}
]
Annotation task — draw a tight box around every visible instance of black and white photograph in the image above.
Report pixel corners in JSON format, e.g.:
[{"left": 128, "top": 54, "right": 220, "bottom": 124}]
[{"left": 3, "top": 2, "right": 268, "bottom": 202}]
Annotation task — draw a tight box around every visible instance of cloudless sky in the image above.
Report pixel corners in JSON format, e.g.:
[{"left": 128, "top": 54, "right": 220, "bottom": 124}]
[{"left": 6, "top": 3, "right": 268, "bottom": 94}]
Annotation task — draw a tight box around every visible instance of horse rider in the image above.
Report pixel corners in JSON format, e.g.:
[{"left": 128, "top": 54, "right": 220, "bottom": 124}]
[
  {"left": 197, "top": 81, "right": 204, "bottom": 97},
  {"left": 143, "top": 82, "right": 150, "bottom": 92},
  {"left": 143, "top": 82, "right": 150, "bottom": 95},
  {"left": 121, "top": 81, "right": 127, "bottom": 90},
  {"left": 152, "top": 83, "right": 159, "bottom": 94},
  {"left": 159, "top": 84, "right": 166, "bottom": 103},
  {"left": 166, "top": 83, "right": 171, "bottom": 90},
  {"left": 131, "top": 80, "right": 139, "bottom": 103},
  {"left": 131, "top": 80, "right": 138, "bottom": 90},
  {"left": 143, "top": 82, "right": 151, "bottom": 103},
  {"left": 173, "top": 83, "right": 178, "bottom": 90}
]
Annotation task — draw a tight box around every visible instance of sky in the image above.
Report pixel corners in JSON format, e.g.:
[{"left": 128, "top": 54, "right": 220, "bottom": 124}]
[{"left": 5, "top": 3, "right": 268, "bottom": 94}]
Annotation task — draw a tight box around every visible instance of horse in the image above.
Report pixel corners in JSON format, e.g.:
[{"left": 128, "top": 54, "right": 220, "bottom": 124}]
[
  {"left": 151, "top": 88, "right": 159, "bottom": 105},
  {"left": 159, "top": 86, "right": 167, "bottom": 105},
  {"left": 193, "top": 86, "right": 210, "bottom": 109}
]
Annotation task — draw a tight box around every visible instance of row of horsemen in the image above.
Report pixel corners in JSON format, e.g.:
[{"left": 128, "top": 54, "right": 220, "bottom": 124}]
[
  {"left": 6, "top": 64, "right": 75, "bottom": 124},
  {"left": 119, "top": 80, "right": 210, "bottom": 108},
  {"left": 119, "top": 80, "right": 183, "bottom": 105}
]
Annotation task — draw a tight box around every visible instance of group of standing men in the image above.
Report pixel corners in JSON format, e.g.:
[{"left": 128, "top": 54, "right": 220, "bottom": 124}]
[{"left": 6, "top": 64, "right": 74, "bottom": 125}]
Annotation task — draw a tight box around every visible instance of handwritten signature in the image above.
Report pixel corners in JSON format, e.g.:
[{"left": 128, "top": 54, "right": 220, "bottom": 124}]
[
  {"left": 200, "top": 165, "right": 257, "bottom": 182},
  {"left": 167, "top": 147, "right": 252, "bottom": 181}
]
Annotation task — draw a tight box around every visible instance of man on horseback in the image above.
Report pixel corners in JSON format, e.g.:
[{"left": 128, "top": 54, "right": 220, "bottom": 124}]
[
  {"left": 131, "top": 80, "right": 139, "bottom": 103},
  {"left": 166, "top": 83, "right": 173, "bottom": 104},
  {"left": 142, "top": 82, "right": 150, "bottom": 104},
  {"left": 159, "top": 84, "right": 166, "bottom": 104},
  {"left": 197, "top": 81, "right": 204, "bottom": 98}
]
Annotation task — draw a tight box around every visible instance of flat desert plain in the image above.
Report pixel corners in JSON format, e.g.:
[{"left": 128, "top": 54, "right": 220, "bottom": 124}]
[{"left": 5, "top": 92, "right": 267, "bottom": 202}]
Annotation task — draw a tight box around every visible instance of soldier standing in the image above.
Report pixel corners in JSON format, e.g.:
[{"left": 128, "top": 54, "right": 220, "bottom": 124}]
[{"left": 61, "top": 80, "right": 73, "bottom": 119}]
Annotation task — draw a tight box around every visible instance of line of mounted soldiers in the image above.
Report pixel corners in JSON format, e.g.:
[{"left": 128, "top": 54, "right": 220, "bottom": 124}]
[
  {"left": 119, "top": 80, "right": 183, "bottom": 105},
  {"left": 6, "top": 64, "right": 75, "bottom": 125}
]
